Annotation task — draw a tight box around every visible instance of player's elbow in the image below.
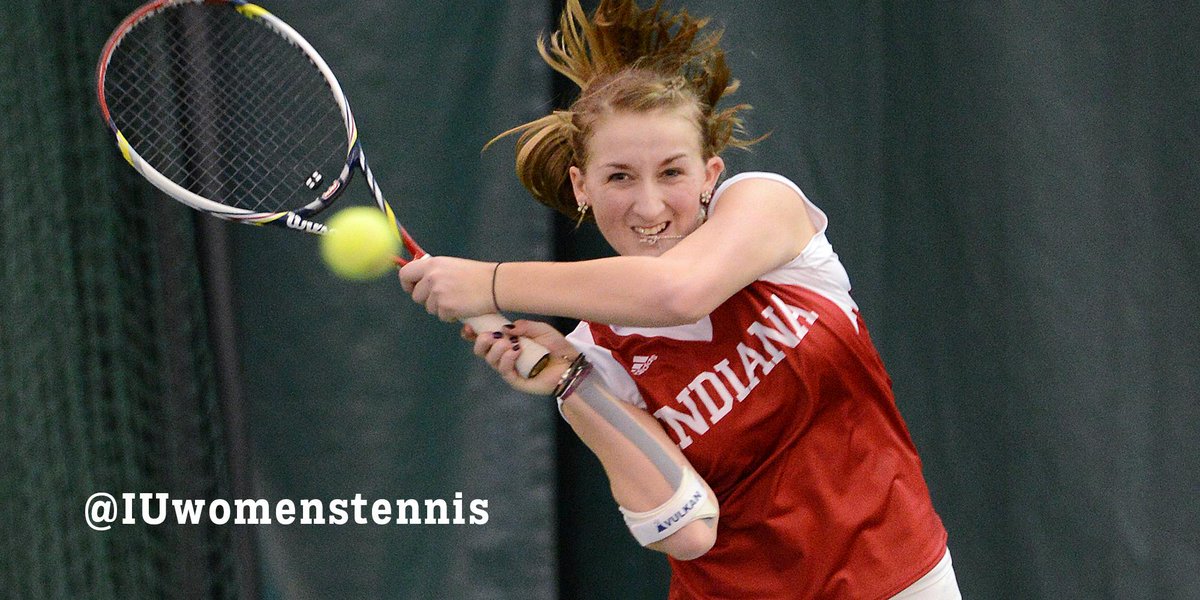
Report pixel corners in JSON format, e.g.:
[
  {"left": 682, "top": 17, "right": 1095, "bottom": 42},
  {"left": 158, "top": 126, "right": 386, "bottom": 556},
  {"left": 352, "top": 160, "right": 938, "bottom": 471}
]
[
  {"left": 658, "top": 276, "right": 721, "bottom": 326},
  {"left": 654, "top": 519, "right": 717, "bottom": 561}
]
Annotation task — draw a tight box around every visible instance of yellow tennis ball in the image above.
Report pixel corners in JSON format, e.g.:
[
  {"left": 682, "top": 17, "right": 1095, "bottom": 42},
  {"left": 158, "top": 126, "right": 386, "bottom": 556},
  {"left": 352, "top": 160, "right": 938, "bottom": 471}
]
[{"left": 319, "top": 207, "right": 401, "bottom": 281}]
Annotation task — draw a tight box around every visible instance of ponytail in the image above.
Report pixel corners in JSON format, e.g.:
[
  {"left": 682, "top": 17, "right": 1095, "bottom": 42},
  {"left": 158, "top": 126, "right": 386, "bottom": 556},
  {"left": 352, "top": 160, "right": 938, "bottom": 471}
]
[{"left": 490, "top": 0, "right": 760, "bottom": 220}]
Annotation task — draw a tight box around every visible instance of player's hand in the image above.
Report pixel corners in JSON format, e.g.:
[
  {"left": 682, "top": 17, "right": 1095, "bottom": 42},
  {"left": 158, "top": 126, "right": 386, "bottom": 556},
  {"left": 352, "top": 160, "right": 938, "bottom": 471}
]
[
  {"left": 398, "top": 256, "right": 493, "bottom": 322},
  {"left": 462, "top": 320, "right": 576, "bottom": 395}
]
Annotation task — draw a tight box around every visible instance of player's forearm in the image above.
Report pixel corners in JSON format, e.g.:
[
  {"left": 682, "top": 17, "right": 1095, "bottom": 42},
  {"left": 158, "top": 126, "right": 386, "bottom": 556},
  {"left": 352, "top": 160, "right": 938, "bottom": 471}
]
[
  {"left": 558, "top": 374, "right": 718, "bottom": 559},
  {"left": 495, "top": 257, "right": 715, "bottom": 327},
  {"left": 560, "top": 389, "right": 680, "bottom": 510}
]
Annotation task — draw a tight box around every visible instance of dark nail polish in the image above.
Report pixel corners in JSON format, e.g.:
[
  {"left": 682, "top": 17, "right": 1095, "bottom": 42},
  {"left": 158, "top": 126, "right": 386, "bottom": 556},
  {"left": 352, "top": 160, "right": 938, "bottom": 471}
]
[
  {"left": 509, "top": 336, "right": 519, "bottom": 343},
  {"left": 503, "top": 324, "right": 516, "bottom": 330},
  {"left": 492, "top": 332, "right": 503, "bottom": 339},
  {"left": 512, "top": 344, "right": 521, "bottom": 352}
]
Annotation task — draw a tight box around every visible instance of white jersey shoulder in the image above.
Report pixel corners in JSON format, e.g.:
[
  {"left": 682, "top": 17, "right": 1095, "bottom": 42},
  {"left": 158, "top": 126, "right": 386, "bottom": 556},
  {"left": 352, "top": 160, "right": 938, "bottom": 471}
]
[
  {"left": 565, "top": 172, "right": 859, "bottom": 407},
  {"left": 715, "top": 172, "right": 859, "bottom": 327}
]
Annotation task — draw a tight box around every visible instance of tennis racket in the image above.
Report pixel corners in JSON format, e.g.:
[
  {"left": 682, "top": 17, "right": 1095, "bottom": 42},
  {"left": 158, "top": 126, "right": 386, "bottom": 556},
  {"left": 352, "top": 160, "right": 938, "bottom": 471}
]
[{"left": 96, "top": 0, "right": 550, "bottom": 378}]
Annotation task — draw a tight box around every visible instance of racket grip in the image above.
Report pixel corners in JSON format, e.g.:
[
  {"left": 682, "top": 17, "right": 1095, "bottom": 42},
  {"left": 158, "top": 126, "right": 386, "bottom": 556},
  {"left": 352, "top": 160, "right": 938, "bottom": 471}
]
[{"left": 464, "top": 314, "right": 552, "bottom": 378}]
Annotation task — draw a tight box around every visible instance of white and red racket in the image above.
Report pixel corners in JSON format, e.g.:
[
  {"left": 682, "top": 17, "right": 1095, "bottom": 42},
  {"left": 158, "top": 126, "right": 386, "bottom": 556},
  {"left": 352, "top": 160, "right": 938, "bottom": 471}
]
[{"left": 96, "top": 0, "right": 550, "bottom": 377}]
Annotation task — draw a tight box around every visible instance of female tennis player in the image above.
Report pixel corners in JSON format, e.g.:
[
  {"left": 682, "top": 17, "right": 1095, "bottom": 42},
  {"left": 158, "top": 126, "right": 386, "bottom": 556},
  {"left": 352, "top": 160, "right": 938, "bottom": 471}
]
[{"left": 400, "top": 1, "right": 960, "bottom": 597}]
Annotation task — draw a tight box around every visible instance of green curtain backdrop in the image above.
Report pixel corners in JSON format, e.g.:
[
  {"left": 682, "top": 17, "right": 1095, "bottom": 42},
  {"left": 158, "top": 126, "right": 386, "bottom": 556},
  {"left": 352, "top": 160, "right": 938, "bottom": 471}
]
[
  {"left": 1, "top": 2, "right": 241, "bottom": 598},
  {"left": 871, "top": 5, "right": 1199, "bottom": 597},
  {"left": 225, "top": 2, "right": 556, "bottom": 599},
  {"left": 1, "top": 1, "right": 1195, "bottom": 599},
  {"left": 675, "top": 2, "right": 1198, "bottom": 598},
  {"left": 559, "top": 1, "right": 1198, "bottom": 598}
]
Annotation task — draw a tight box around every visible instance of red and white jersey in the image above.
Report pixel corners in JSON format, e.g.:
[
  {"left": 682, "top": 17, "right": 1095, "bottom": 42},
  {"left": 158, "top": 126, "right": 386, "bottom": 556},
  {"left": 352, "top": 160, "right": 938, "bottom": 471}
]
[{"left": 567, "top": 172, "right": 947, "bottom": 599}]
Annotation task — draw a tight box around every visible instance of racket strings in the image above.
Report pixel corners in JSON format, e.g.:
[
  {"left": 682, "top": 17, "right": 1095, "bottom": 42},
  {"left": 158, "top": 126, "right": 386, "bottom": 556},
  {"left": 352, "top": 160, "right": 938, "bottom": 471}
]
[{"left": 103, "top": 3, "right": 347, "bottom": 213}]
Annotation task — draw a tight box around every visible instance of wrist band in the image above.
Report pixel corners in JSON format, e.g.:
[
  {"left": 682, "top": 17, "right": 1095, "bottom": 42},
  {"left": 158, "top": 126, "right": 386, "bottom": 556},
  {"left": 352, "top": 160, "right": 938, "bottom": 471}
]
[
  {"left": 553, "top": 353, "right": 592, "bottom": 400},
  {"left": 491, "top": 262, "right": 503, "bottom": 312}
]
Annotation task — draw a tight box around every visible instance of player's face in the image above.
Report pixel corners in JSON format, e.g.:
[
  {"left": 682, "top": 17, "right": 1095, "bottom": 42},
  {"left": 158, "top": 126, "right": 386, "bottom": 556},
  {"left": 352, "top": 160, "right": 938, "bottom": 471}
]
[{"left": 570, "top": 107, "right": 724, "bottom": 257}]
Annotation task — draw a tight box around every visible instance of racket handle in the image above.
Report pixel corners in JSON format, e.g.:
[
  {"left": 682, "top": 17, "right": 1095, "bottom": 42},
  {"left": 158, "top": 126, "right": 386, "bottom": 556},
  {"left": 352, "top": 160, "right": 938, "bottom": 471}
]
[{"left": 464, "top": 314, "right": 552, "bottom": 378}]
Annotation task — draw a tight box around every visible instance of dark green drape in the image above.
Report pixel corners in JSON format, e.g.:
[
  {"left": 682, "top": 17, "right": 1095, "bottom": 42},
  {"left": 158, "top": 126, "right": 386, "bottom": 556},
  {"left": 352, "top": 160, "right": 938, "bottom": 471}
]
[
  {"left": 226, "top": 1, "right": 1200, "bottom": 600},
  {"left": 653, "top": 2, "right": 1198, "bottom": 598},
  {"left": 227, "top": 2, "right": 555, "bottom": 599},
  {"left": 3, "top": 1, "right": 1194, "bottom": 599},
  {"left": 2, "top": 2, "right": 239, "bottom": 598},
  {"left": 561, "top": 2, "right": 1198, "bottom": 598}
]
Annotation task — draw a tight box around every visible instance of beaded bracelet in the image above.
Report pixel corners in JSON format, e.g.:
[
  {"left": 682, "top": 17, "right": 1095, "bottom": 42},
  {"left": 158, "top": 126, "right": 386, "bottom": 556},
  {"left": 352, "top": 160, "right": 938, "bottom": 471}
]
[{"left": 553, "top": 353, "right": 592, "bottom": 401}]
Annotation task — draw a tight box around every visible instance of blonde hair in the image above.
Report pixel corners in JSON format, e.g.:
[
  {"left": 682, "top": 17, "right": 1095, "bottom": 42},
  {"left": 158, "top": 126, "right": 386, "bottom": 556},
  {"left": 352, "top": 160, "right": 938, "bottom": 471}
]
[{"left": 491, "top": 0, "right": 759, "bottom": 220}]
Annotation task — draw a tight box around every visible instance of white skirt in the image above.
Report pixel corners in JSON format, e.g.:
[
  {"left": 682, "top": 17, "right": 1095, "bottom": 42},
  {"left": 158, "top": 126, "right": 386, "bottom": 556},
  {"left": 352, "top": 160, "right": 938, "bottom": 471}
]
[{"left": 890, "top": 547, "right": 961, "bottom": 599}]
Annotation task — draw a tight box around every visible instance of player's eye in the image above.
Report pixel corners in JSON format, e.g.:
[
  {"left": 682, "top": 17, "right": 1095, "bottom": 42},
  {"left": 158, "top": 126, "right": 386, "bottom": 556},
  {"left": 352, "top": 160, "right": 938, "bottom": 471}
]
[{"left": 607, "top": 172, "right": 630, "bottom": 182}]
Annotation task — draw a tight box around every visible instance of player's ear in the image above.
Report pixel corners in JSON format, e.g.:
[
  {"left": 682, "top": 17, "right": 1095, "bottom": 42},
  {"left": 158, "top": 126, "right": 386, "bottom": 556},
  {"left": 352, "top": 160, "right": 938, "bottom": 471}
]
[
  {"left": 569, "top": 165, "right": 588, "bottom": 206},
  {"left": 703, "top": 155, "right": 724, "bottom": 191}
]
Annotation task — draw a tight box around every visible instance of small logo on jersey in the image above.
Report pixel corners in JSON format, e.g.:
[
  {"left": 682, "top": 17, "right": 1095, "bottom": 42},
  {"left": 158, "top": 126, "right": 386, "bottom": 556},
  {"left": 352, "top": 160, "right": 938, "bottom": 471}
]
[{"left": 631, "top": 355, "right": 657, "bottom": 375}]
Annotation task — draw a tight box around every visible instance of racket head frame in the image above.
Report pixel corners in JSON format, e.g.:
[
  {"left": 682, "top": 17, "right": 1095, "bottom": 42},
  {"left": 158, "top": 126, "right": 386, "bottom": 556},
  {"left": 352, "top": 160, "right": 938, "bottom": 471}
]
[
  {"left": 95, "top": 0, "right": 422, "bottom": 259},
  {"left": 94, "top": 0, "right": 548, "bottom": 376}
]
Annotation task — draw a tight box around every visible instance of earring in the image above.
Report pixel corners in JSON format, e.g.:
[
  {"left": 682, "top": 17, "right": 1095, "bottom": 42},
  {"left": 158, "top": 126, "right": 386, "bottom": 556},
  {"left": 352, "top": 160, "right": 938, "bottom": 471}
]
[
  {"left": 575, "top": 203, "right": 589, "bottom": 227},
  {"left": 698, "top": 189, "right": 713, "bottom": 221}
]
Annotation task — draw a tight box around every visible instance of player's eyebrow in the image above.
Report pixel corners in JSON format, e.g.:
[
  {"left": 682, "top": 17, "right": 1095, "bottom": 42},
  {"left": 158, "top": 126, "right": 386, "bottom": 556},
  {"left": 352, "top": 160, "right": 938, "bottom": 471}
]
[{"left": 599, "top": 153, "right": 689, "bottom": 171}]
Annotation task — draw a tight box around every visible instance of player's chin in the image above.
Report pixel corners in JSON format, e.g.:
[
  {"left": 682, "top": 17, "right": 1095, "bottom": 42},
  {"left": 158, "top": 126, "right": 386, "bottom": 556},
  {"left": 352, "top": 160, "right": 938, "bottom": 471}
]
[
  {"left": 617, "top": 237, "right": 672, "bottom": 257},
  {"left": 619, "top": 245, "right": 659, "bottom": 257},
  {"left": 647, "top": 240, "right": 681, "bottom": 256}
]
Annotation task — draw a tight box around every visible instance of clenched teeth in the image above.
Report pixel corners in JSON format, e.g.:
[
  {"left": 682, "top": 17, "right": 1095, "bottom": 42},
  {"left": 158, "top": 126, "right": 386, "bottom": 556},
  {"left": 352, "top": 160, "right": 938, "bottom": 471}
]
[{"left": 633, "top": 223, "right": 669, "bottom": 236}]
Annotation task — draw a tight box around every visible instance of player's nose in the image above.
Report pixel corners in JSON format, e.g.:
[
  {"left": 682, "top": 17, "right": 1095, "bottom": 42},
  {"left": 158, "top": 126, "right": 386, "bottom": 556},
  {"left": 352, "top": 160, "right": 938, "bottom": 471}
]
[{"left": 631, "top": 182, "right": 668, "bottom": 220}]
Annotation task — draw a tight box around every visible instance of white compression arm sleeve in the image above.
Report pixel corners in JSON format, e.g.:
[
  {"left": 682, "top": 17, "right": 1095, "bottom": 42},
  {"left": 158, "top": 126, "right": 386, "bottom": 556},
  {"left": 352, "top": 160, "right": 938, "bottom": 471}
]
[{"left": 564, "top": 369, "right": 719, "bottom": 546}]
